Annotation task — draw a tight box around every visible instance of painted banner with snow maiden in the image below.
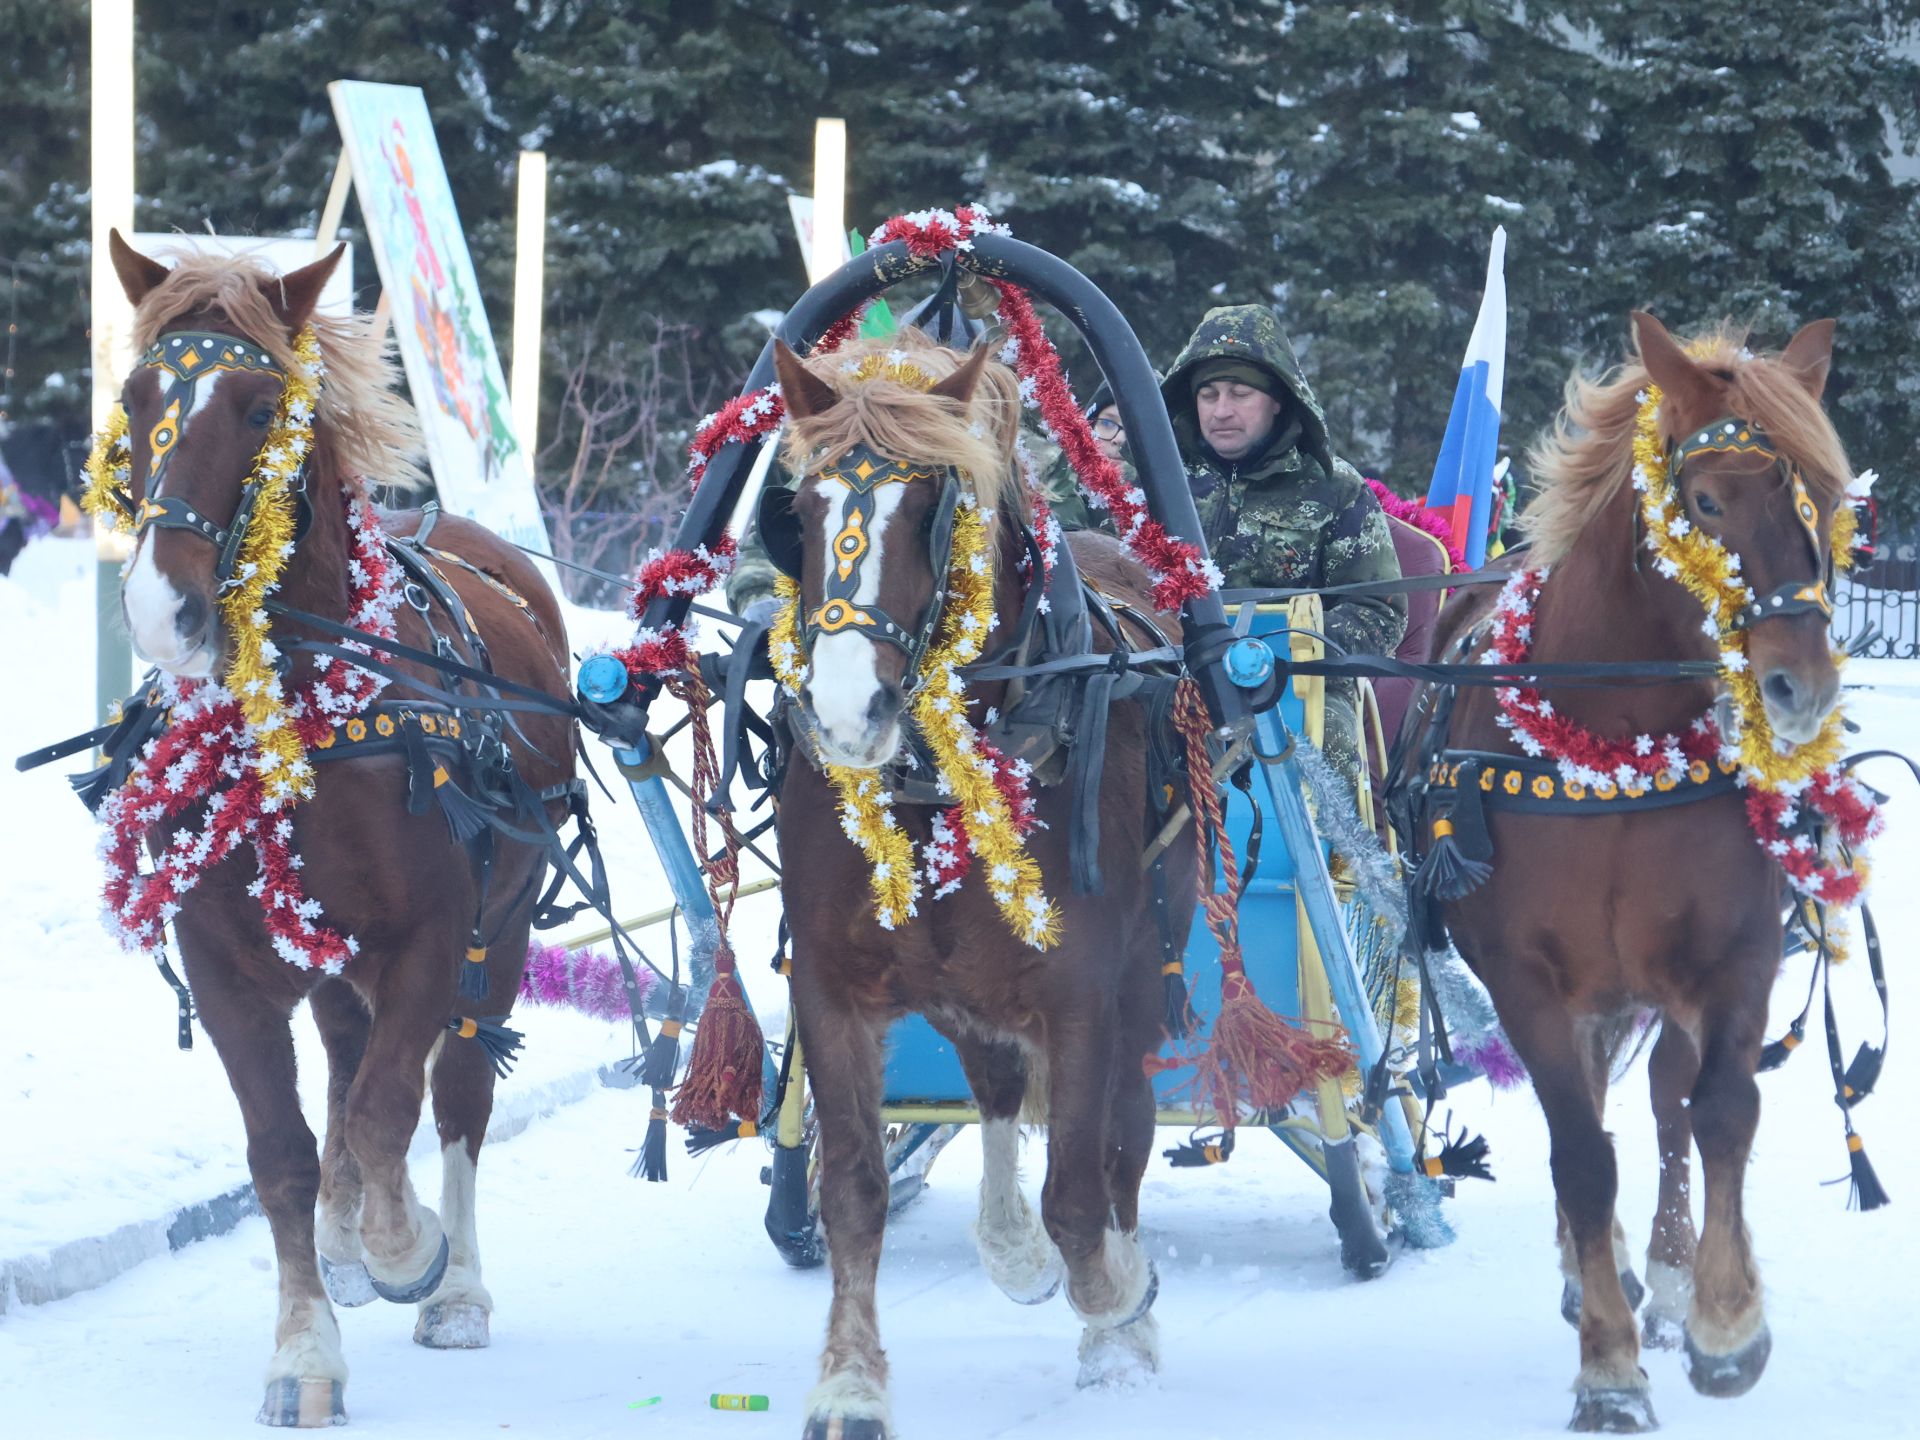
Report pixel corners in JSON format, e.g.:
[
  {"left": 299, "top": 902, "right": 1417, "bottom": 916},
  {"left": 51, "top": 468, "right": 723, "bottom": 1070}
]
[{"left": 327, "top": 80, "right": 553, "bottom": 579}]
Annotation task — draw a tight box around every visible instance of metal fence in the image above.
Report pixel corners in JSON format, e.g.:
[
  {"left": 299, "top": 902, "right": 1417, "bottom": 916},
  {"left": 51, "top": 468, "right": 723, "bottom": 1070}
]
[{"left": 1832, "top": 536, "right": 1920, "bottom": 659}]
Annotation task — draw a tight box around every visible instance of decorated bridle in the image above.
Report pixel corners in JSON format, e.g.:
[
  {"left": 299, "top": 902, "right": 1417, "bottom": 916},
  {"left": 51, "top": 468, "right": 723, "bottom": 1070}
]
[
  {"left": 90, "top": 328, "right": 315, "bottom": 588},
  {"left": 1666, "top": 414, "right": 1833, "bottom": 630},
  {"left": 762, "top": 441, "right": 963, "bottom": 687}
]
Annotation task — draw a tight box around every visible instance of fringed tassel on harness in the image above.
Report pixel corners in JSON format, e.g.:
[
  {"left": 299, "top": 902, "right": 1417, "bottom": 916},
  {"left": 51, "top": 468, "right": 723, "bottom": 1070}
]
[
  {"left": 1847, "top": 1128, "right": 1890, "bottom": 1211},
  {"left": 1161, "top": 961, "right": 1193, "bottom": 1041},
  {"left": 1416, "top": 761, "right": 1493, "bottom": 900},
  {"left": 671, "top": 965, "right": 767, "bottom": 1131},
  {"left": 1170, "top": 679, "right": 1353, "bottom": 1121},
  {"left": 633, "top": 1104, "right": 671, "bottom": 1182},
  {"left": 1758, "top": 1019, "right": 1805, "bottom": 1072},
  {"left": 434, "top": 768, "right": 494, "bottom": 843},
  {"left": 1163, "top": 1130, "right": 1234, "bottom": 1168},
  {"left": 459, "top": 939, "right": 490, "bottom": 1002},
  {"left": 447, "top": 1015, "right": 523, "bottom": 1078},
  {"left": 642, "top": 984, "right": 686, "bottom": 1090},
  {"left": 685, "top": 1118, "right": 760, "bottom": 1156},
  {"left": 1423, "top": 1120, "right": 1494, "bottom": 1182}
]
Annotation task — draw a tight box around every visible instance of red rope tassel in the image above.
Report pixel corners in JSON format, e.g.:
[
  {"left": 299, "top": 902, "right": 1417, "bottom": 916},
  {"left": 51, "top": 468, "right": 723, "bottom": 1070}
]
[
  {"left": 664, "top": 670, "right": 766, "bottom": 1129},
  {"left": 1169, "top": 679, "right": 1351, "bottom": 1123}
]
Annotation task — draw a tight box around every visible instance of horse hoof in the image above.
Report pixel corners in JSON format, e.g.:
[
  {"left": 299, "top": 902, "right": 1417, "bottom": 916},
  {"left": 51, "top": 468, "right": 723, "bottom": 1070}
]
[
  {"left": 998, "top": 1252, "right": 1064, "bottom": 1306},
  {"left": 1642, "top": 1310, "right": 1686, "bottom": 1352},
  {"left": 256, "top": 1378, "right": 346, "bottom": 1428},
  {"left": 1620, "top": 1265, "right": 1646, "bottom": 1312},
  {"left": 802, "top": 1418, "right": 890, "bottom": 1440},
  {"left": 368, "top": 1234, "right": 449, "bottom": 1306},
  {"left": 1562, "top": 1270, "right": 1645, "bottom": 1328},
  {"left": 318, "top": 1255, "right": 377, "bottom": 1309},
  {"left": 1569, "top": 1386, "right": 1658, "bottom": 1433},
  {"left": 415, "top": 1301, "right": 490, "bottom": 1349},
  {"left": 1077, "top": 1312, "right": 1160, "bottom": 1390},
  {"left": 1684, "top": 1325, "right": 1771, "bottom": 1398},
  {"left": 1561, "top": 1279, "right": 1583, "bottom": 1327}
]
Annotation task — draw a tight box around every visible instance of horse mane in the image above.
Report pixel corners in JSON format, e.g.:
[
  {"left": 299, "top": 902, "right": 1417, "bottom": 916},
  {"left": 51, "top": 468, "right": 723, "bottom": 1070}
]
[
  {"left": 1523, "top": 322, "right": 1852, "bottom": 565},
  {"left": 130, "top": 248, "right": 425, "bottom": 490},
  {"left": 779, "top": 328, "right": 1025, "bottom": 520}
]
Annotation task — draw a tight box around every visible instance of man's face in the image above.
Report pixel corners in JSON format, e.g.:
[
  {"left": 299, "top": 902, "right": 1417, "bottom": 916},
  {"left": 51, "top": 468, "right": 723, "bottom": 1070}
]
[{"left": 1195, "top": 379, "right": 1283, "bottom": 461}]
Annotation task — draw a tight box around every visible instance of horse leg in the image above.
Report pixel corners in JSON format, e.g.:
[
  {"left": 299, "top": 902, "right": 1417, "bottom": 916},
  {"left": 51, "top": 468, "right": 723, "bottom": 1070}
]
[
  {"left": 1512, "top": 1009, "right": 1652, "bottom": 1433},
  {"left": 1644, "top": 1020, "right": 1700, "bottom": 1350},
  {"left": 799, "top": 1001, "right": 893, "bottom": 1440},
  {"left": 188, "top": 959, "right": 346, "bottom": 1426},
  {"left": 1039, "top": 1001, "right": 1157, "bottom": 1389},
  {"left": 1077, "top": 988, "right": 1162, "bottom": 1389},
  {"left": 309, "top": 978, "right": 378, "bottom": 1310},
  {"left": 343, "top": 965, "right": 449, "bottom": 1308},
  {"left": 952, "top": 1032, "right": 1062, "bottom": 1305},
  {"left": 1682, "top": 1015, "right": 1771, "bottom": 1397},
  {"left": 1558, "top": 1024, "right": 1644, "bottom": 1326}
]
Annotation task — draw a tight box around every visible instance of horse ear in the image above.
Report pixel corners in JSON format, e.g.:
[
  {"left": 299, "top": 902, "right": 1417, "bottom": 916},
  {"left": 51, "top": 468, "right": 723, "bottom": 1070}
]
[
  {"left": 1631, "top": 310, "right": 1722, "bottom": 423},
  {"left": 929, "top": 342, "right": 992, "bottom": 407},
  {"left": 109, "top": 230, "right": 170, "bottom": 306},
  {"left": 1779, "top": 318, "right": 1836, "bottom": 401},
  {"left": 773, "top": 339, "right": 839, "bottom": 420},
  {"left": 260, "top": 244, "right": 345, "bottom": 332}
]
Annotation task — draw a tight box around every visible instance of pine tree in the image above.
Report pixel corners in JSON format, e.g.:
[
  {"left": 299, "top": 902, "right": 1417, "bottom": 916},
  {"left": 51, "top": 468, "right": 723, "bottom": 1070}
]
[
  {"left": 0, "top": 1, "right": 91, "bottom": 439},
  {"left": 1561, "top": 0, "right": 1920, "bottom": 522},
  {"left": 1248, "top": 1, "right": 1601, "bottom": 492}
]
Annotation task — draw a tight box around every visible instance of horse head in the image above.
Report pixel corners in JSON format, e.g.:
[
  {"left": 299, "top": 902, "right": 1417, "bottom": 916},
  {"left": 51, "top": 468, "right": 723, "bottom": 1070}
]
[
  {"left": 769, "top": 333, "right": 1008, "bottom": 769},
  {"left": 106, "top": 231, "right": 343, "bottom": 678},
  {"left": 1632, "top": 310, "right": 1847, "bottom": 744}
]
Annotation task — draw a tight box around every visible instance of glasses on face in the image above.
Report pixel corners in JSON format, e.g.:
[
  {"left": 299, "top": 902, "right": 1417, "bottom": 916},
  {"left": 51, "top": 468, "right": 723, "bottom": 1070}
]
[{"left": 1092, "top": 416, "right": 1125, "bottom": 441}]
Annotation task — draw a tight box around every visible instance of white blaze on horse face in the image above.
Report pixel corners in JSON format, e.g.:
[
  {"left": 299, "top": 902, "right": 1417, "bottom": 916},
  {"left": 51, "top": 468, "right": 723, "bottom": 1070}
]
[
  {"left": 808, "top": 478, "right": 911, "bottom": 767},
  {"left": 123, "top": 372, "right": 230, "bottom": 677}
]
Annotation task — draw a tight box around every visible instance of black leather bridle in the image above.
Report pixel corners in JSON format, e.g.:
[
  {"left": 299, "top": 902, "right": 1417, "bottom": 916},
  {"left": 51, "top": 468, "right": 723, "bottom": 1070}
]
[
  {"left": 760, "top": 443, "right": 963, "bottom": 688},
  {"left": 119, "top": 329, "right": 313, "bottom": 588},
  {"left": 1666, "top": 414, "right": 1834, "bottom": 631}
]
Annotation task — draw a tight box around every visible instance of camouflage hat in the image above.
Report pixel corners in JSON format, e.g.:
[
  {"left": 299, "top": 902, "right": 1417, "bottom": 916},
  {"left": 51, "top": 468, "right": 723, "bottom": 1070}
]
[
  {"left": 1188, "top": 358, "right": 1280, "bottom": 398},
  {"left": 1162, "top": 305, "right": 1330, "bottom": 470}
]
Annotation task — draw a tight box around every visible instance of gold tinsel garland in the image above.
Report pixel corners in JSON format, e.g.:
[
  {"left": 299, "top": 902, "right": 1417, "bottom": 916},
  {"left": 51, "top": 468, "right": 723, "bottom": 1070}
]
[
  {"left": 769, "top": 494, "right": 1058, "bottom": 946},
  {"left": 81, "top": 326, "right": 325, "bottom": 809},
  {"left": 1631, "top": 383, "right": 1851, "bottom": 787}
]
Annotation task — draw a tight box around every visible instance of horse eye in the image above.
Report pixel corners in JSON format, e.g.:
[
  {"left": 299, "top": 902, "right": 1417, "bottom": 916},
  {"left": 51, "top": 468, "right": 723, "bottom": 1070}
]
[
  {"left": 247, "top": 406, "right": 276, "bottom": 429},
  {"left": 1694, "top": 491, "right": 1722, "bottom": 519}
]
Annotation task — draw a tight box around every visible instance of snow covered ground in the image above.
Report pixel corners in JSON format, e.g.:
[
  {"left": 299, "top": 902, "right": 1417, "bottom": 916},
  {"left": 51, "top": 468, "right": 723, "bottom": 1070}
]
[{"left": 2, "top": 534, "right": 1917, "bottom": 1438}]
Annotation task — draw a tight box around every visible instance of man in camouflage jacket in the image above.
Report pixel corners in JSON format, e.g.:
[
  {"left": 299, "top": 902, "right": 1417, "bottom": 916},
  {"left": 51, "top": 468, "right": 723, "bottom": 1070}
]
[{"left": 1162, "top": 305, "right": 1405, "bottom": 803}]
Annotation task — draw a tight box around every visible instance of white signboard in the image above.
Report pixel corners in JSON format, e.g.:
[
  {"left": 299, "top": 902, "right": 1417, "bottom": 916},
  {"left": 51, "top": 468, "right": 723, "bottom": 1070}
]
[{"left": 328, "top": 80, "right": 553, "bottom": 579}]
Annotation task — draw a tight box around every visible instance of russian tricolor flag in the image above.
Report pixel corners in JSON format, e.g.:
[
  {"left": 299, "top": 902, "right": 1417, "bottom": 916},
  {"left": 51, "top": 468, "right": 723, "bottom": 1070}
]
[{"left": 1425, "top": 226, "right": 1507, "bottom": 569}]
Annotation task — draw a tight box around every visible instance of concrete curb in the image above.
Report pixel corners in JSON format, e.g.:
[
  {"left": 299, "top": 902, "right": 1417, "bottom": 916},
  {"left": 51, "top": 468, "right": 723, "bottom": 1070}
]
[{"left": 0, "top": 1061, "right": 625, "bottom": 1316}]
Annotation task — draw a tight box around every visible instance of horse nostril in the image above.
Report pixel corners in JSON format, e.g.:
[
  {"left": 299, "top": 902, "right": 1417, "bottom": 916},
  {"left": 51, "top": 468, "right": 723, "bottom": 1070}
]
[
  {"left": 175, "top": 590, "right": 209, "bottom": 641},
  {"left": 868, "top": 682, "right": 904, "bottom": 726},
  {"left": 1762, "top": 669, "right": 1802, "bottom": 712}
]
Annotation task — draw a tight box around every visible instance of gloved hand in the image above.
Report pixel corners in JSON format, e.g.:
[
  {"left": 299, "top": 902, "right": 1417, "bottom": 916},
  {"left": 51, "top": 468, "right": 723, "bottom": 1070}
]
[
  {"left": 742, "top": 595, "right": 782, "bottom": 627},
  {"left": 576, "top": 691, "right": 650, "bottom": 749}
]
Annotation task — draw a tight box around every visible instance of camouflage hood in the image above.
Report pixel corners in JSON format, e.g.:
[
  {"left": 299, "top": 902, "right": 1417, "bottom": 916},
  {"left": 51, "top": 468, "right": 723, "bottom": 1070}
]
[{"left": 1161, "top": 305, "right": 1330, "bottom": 472}]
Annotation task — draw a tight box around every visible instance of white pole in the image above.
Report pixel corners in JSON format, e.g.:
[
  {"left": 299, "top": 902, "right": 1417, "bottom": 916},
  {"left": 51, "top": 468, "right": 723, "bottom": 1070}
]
[
  {"left": 511, "top": 150, "right": 548, "bottom": 462},
  {"left": 810, "top": 119, "right": 846, "bottom": 288},
  {"left": 92, "top": 0, "right": 136, "bottom": 723},
  {"left": 90, "top": 0, "right": 135, "bottom": 432}
]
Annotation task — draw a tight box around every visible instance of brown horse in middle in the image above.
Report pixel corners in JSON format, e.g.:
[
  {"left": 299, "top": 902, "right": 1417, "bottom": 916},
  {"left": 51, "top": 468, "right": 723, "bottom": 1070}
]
[{"left": 767, "top": 329, "right": 1195, "bottom": 1440}]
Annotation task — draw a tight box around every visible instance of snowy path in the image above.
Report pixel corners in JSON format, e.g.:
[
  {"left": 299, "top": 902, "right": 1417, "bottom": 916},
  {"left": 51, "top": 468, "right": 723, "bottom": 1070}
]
[{"left": 2, "top": 541, "right": 1917, "bottom": 1436}]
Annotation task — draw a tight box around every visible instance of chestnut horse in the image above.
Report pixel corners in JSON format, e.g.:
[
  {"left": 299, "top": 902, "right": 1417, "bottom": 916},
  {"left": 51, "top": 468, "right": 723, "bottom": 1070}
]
[
  {"left": 767, "top": 330, "right": 1193, "bottom": 1440},
  {"left": 1425, "top": 313, "right": 1852, "bottom": 1431},
  {"left": 104, "top": 235, "right": 574, "bottom": 1426}
]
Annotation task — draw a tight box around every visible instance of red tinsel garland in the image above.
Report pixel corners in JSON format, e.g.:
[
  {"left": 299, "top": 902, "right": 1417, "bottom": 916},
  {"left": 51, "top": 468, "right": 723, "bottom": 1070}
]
[
  {"left": 98, "top": 495, "right": 399, "bottom": 971},
  {"left": 1489, "top": 568, "right": 1880, "bottom": 905},
  {"left": 921, "top": 740, "right": 1039, "bottom": 899}
]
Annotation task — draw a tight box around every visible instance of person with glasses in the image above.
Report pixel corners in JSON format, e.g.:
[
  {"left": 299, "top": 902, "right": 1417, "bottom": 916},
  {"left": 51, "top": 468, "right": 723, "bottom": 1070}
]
[{"left": 1160, "top": 305, "right": 1405, "bottom": 806}]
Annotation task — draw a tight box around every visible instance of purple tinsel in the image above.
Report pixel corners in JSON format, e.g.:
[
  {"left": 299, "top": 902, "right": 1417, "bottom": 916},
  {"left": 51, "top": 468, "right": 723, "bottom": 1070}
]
[
  {"left": 519, "top": 940, "right": 655, "bottom": 1021},
  {"left": 1457, "top": 1035, "right": 1528, "bottom": 1090}
]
